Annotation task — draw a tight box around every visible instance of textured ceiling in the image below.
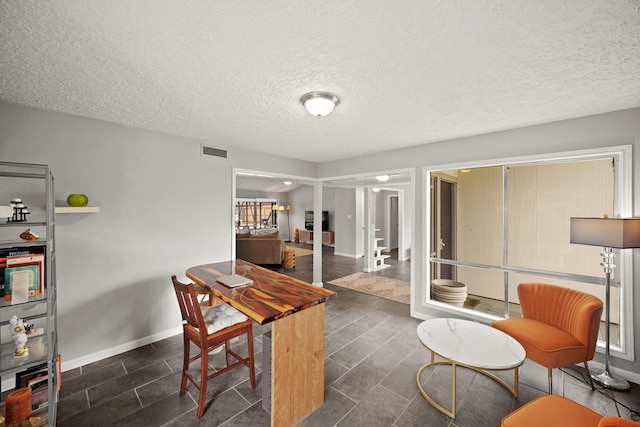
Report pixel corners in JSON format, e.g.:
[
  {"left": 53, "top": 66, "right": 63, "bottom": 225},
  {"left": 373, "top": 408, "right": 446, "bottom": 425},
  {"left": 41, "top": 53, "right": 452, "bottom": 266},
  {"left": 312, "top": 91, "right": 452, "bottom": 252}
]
[{"left": 1, "top": 1, "right": 639, "bottom": 163}]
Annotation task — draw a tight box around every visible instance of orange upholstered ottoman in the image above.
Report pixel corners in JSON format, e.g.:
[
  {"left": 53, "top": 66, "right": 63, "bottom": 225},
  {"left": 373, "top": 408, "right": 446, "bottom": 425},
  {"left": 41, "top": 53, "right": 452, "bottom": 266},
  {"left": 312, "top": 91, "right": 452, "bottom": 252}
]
[{"left": 502, "top": 395, "right": 640, "bottom": 427}]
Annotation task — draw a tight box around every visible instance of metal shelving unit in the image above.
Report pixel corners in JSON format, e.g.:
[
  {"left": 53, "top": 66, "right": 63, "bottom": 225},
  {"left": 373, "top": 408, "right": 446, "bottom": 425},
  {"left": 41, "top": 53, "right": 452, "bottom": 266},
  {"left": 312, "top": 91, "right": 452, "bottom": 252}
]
[{"left": 0, "top": 162, "right": 58, "bottom": 426}]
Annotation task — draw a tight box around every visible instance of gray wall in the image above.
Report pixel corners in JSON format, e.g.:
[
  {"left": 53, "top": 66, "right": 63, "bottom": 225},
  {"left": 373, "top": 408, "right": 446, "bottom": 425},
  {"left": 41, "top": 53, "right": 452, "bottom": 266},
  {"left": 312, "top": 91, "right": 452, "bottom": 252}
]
[
  {"left": 0, "top": 101, "right": 314, "bottom": 370},
  {"left": 333, "top": 187, "right": 360, "bottom": 257},
  {"left": 288, "top": 185, "right": 313, "bottom": 236},
  {"left": 236, "top": 189, "right": 288, "bottom": 200},
  {"left": 287, "top": 185, "right": 335, "bottom": 238},
  {"left": 401, "top": 183, "right": 413, "bottom": 260}
]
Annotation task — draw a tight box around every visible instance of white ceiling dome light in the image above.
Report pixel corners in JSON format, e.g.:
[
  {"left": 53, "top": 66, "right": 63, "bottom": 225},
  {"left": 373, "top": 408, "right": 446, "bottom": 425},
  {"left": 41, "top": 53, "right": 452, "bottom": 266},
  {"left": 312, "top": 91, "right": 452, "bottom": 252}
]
[
  {"left": 301, "top": 92, "right": 339, "bottom": 117},
  {"left": 376, "top": 175, "right": 390, "bottom": 182}
]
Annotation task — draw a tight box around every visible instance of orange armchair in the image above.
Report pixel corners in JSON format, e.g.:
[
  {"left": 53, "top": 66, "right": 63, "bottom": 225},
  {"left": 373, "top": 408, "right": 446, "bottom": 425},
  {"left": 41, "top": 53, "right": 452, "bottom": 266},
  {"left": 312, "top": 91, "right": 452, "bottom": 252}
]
[
  {"left": 492, "top": 283, "right": 603, "bottom": 393},
  {"left": 502, "top": 394, "right": 640, "bottom": 427}
]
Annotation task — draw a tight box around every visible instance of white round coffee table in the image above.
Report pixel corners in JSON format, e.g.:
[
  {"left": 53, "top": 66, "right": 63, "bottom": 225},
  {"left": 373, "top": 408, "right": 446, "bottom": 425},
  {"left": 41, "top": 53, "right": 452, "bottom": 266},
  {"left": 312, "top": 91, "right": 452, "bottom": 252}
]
[{"left": 416, "top": 318, "right": 526, "bottom": 418}]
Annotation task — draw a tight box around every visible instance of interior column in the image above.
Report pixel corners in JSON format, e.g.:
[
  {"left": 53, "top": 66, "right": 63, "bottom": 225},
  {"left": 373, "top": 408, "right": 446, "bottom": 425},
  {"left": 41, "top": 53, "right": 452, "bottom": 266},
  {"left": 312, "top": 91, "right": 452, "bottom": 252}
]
[{"left": 312, "top": 181, "right": 323, "bottom": 286}]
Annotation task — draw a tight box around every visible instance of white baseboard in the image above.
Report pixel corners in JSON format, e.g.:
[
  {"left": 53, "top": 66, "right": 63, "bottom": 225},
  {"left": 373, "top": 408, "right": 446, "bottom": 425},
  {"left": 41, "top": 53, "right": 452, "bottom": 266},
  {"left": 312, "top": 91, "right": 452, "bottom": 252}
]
[
  {"left": 333, "top": 251, "right": 362, "bottom": 258},
  {"left": 62, "top": 326, "right": 183, "bottom": 372},
  {"left": 3, "top": 327, "right": 183, "bottom": 392}
]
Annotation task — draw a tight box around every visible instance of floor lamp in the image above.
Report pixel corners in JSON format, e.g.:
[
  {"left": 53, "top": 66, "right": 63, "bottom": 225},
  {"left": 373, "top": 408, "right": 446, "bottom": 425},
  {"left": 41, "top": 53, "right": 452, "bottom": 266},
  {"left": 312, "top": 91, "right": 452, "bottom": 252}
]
[{"left": 570, "top": 216, "right": 640, "bottom": 391}]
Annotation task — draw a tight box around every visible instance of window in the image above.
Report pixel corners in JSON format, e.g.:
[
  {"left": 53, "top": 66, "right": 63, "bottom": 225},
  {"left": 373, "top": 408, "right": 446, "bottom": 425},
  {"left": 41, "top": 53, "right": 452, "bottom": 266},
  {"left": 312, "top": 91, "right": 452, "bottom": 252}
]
[
  {"left": 426, "top": 146, "right": 633, "bottom": 359},
  {"left": 235, "top": 198, "right": 278, "bottom": 231}
]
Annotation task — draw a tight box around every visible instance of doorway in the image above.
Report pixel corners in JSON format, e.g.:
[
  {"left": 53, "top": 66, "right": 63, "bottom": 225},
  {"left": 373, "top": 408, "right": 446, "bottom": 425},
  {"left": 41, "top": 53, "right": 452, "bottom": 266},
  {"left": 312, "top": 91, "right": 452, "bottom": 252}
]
[
  {"left": 430, "top": 174, "right": 456, "bottom": 280},
  {"left": 386, "top": 194, "right": 399, "bottom": 252}
]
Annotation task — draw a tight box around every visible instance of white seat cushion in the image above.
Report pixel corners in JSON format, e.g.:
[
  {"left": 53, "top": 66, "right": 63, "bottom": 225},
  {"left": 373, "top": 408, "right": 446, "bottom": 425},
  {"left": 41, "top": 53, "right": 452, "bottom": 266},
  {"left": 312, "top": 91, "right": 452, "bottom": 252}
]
[{"left": 200, "top": 302, "right": 249, "bottom": 334}]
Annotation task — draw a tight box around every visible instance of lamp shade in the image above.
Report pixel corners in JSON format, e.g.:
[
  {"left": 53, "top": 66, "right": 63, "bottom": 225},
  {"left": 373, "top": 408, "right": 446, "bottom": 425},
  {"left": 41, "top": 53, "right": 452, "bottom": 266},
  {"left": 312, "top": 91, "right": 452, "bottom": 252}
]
[{"left": 570, "top": 217, "right": 640, "bottom": 249}]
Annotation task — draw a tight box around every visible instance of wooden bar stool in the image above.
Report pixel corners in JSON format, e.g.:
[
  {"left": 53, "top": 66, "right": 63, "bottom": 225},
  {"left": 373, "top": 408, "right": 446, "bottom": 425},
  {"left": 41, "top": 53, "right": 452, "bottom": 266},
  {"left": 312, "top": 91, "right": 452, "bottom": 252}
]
[{"left": 171, "top": 276, "right": 256, "bottom": 418}]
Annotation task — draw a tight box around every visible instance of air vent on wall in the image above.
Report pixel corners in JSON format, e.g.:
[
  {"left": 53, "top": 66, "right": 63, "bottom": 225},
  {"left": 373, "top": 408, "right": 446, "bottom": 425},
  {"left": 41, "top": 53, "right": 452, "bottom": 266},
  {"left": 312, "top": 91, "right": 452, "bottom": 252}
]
[{"left": 201, "top": 144, "right": 228, "bottom": 159}]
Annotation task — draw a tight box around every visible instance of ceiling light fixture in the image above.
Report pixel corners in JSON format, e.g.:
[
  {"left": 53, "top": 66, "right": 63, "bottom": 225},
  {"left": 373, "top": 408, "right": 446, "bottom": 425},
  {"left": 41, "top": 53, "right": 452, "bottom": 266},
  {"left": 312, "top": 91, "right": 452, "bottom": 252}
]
[
  {"left": 284, "top": 181, "right": 292, "bottom": 185},
  {"left": 372, "top": 188, "right": 381, "bottom": 192},
  {"left": 300, "top": 92, "right": 339, "bottom": 117},
  {"left": 376, "top": 175, "right": 390, "bottom": 182}
]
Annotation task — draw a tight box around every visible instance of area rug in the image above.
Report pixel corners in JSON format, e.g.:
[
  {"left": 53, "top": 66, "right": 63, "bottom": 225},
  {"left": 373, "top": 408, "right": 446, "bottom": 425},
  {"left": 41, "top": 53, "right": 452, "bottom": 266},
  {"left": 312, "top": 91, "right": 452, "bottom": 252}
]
[
  {"left": 328, "top": 272, "right": 410, "bottom": 304},
  {"left": 286, "top": 246, "right": 313, "bottom": 257}
]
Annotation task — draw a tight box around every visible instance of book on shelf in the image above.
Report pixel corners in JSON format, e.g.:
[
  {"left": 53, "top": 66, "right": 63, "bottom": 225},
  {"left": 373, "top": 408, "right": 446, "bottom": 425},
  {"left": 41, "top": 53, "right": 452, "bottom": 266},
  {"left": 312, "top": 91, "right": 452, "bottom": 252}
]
[
  {"left": 15, "top": 362, "right": 49, "bottom": 411},
  {"left": 0, "top": 246, "right": 46, "bottom": 259},
  {"left": 4, "top": 264, "right": 40, "bottom": 301},
  {"left": 1, "top": 247, "right": 45, "bottom": 301},
  {"left": 0, "top": 256, "right": 5, "bottom": 298},
  {"left": 8, "top": 252, "right": 44, "bottom": 292},
  {"left": 28, "top": 375, "right": 49, "bottom": 411},
  {"left": 16, "top": 363, "right": 47, "bottom": 388}
]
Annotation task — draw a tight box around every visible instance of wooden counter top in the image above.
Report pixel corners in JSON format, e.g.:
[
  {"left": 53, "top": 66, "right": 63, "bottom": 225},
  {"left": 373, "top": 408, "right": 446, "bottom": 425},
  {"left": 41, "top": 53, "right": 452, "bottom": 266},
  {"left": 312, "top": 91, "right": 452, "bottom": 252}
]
[{"left": 186, "top": 259, "right": 336, "bottom": 325}]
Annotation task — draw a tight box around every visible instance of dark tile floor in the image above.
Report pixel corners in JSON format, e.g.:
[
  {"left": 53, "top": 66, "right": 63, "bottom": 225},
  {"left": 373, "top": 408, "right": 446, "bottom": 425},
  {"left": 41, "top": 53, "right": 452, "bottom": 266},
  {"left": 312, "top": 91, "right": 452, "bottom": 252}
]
[{"left": 56, "top": 246, "right": 640, "bottom": 426}]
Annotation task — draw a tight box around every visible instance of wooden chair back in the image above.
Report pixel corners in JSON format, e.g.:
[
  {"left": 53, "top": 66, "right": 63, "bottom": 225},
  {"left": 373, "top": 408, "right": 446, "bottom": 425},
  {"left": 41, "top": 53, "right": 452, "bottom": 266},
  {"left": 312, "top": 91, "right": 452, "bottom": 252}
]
[
  {"left": 518, "top": 282, "right": 603, "bottom": 359},
  {"left": 172, "top": 277, "right": 209, "bottom": 343},
  {"left": 170, "top": 275, "right": 256, "bottom": 418}
]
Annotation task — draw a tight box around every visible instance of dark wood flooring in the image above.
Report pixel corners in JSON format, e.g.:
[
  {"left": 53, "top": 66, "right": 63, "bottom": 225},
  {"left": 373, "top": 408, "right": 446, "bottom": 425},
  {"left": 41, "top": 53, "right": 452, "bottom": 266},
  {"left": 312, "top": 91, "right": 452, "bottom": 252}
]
[
  {"left": 55, "top": 245, "right": 640, "bottom": 426},
  {"left": 267, "top": 243, "right": 411, "bottom": 284}
]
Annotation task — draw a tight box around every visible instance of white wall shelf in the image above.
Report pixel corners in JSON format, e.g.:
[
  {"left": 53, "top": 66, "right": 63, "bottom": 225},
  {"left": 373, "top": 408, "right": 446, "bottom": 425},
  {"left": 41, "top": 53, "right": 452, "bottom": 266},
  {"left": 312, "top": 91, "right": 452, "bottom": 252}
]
[{"left": 55, "top": 206, "right": 100, "bottom": 214}]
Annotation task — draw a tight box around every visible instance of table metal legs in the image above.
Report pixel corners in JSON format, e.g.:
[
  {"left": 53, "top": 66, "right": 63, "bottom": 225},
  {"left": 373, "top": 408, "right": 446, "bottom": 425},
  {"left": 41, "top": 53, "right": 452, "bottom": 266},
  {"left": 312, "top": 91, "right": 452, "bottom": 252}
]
[{"left": 416, "top": 351, "right": 520, "bottom": 419}]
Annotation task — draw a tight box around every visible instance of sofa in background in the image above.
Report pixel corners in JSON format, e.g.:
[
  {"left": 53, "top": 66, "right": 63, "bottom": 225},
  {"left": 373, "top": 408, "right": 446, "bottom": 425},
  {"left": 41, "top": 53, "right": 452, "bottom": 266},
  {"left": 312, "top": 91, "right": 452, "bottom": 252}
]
[{"left": 236, "top": 229, "right": 285, "bottom": 265}]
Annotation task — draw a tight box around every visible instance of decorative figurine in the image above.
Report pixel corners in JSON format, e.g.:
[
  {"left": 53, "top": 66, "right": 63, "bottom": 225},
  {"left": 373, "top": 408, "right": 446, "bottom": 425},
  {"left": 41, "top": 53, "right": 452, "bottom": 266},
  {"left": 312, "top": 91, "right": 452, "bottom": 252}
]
[
  {"left": 19, "top": 228, "right": 39, "bottom": 241},
  {"left": 8, "top": 198, "right": 30, "bottom": 222},
  {"left": 22, "top": 318, "right": 35, "bottom": 335},
  {"left": 10, "top": 315, "right": 29, "bottom": 358}
]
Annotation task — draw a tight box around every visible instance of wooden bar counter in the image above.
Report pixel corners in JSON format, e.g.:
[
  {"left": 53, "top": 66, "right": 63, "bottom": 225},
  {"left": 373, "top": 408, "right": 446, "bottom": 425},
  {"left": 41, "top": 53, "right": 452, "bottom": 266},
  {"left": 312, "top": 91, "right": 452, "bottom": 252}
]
[{"left": 186, "top": 260, "right": 336, "bottom": 427}]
